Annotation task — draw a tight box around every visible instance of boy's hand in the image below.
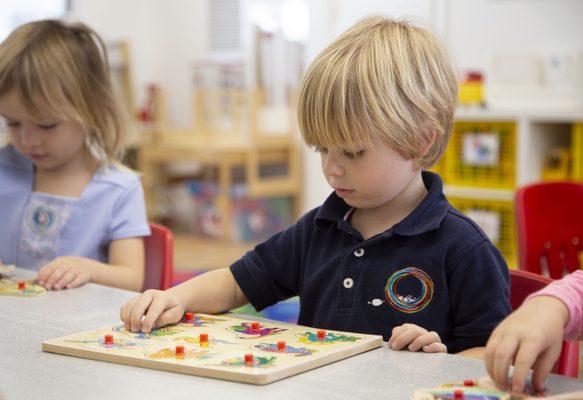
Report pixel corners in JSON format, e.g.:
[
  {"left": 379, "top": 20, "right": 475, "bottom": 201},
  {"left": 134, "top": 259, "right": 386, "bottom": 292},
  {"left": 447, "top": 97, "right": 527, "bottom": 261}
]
[
  {"left": 37, "top": 256, "right": 91, "bottom": 290},
  {"left": 484, "top": 296, "right": 568, "bottom": 394},
  {"left": 120, "top": 290, "right": 185, "bottom": 333},
  {"left": 388, "top": 323, "right": 447, "bottom": 353}
]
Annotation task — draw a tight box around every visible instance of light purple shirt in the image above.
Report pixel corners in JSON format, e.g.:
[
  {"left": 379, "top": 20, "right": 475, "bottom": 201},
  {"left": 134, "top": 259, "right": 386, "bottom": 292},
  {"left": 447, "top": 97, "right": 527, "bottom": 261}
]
[
  {"left": 0, "top": 145, "right": 150, "bottom": 270},
  {"left": 528, "top": 270, "right": 583, "bottom": 341}
]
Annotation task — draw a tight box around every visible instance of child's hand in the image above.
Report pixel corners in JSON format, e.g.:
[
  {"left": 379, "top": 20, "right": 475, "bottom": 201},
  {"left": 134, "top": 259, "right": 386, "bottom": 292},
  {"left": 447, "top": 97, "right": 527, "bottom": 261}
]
[
  {"left": 484, "top": 296, "right": 568, "bottom": 394},
  {"left": 387, "top": 323, "right": 447, "bottom": 353},
  {"left": 120, "top": 290, "right": 185, "bottom": 333},
  {"left": 37, "top": 256, "right": 91, "bottom": 290}
]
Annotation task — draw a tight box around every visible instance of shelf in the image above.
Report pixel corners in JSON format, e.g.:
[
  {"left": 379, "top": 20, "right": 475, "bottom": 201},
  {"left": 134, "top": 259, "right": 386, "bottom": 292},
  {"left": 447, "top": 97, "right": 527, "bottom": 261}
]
[{"left": 444, "top": 185, "right": 514, "bottom": 201}]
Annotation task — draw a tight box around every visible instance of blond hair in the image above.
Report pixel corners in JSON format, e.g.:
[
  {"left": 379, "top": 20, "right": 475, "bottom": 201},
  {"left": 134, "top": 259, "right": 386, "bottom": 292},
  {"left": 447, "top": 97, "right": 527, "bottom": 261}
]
[
  {"left": 0, "top": 19, "right": 126, "bottom": 165},
  {"left": 298, "top": 16, "right": 457, "bottom": 168}
]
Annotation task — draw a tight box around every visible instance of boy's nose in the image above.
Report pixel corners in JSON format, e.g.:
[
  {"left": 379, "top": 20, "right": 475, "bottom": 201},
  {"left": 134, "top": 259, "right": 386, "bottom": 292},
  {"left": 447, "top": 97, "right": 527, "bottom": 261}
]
[{"left": 322, "top": 155, "right": 344, "bottom": 177}]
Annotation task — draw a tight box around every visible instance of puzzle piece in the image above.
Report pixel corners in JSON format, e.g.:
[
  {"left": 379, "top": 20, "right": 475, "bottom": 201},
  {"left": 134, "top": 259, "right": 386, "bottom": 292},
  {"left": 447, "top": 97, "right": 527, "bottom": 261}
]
[{"left": 413, "top": 377, "right": 583, "bottom": 400}]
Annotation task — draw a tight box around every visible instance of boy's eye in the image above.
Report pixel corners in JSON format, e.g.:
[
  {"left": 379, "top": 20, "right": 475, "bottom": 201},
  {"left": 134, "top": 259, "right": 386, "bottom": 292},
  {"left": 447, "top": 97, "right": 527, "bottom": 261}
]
[
  {"left": 6, "top": 121, "right": 20, "bottom": 128},
  {"left": 314, "top": 147, "right": 328, "bottom": 154},
  {"left": 38, "top": 123, "right": 58, "bottom": 130},
  {"left": 343, "top": 150, "right": 365, "bottom": 159}
]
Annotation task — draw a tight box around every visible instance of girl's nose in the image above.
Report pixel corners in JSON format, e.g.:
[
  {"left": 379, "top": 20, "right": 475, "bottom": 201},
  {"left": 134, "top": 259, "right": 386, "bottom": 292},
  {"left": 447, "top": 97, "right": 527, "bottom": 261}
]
[{"left": 19, "top": 128, "right": 42, "bottom": 147}]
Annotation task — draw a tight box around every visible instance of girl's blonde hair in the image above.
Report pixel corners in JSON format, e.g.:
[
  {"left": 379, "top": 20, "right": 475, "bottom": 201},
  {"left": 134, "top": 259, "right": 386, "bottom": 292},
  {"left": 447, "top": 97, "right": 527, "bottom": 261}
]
[
  {"left": 0, "top": 19, "right": 125, "bottom": 164},
  {"left": 298, "top": 16, "right": 458, "bottom": 169}
]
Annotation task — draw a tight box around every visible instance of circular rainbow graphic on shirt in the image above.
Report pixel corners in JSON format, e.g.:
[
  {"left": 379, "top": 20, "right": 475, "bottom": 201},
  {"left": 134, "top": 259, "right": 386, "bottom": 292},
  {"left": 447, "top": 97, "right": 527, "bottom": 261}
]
[
  {"left": 29, "top": 206, "right": 55, "bottom": 232},
  {"left": 385, "top": 267, "right": 434, "bottom": 313}
]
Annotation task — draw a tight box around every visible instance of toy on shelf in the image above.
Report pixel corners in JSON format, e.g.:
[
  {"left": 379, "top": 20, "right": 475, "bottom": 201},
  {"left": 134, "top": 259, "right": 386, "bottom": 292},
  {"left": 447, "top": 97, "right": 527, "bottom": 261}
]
[
  {"left": 458, "top": 71, "right": 485, "bottom": 108},
  {"left": 542, "top": 147, "right": 570, "bottom": 181}
]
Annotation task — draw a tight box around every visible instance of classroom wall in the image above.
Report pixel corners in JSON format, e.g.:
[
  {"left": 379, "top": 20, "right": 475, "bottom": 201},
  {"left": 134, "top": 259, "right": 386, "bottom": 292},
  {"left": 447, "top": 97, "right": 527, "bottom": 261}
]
[{"left": 71, "top": 0, "right": 209, "bottom": 129}]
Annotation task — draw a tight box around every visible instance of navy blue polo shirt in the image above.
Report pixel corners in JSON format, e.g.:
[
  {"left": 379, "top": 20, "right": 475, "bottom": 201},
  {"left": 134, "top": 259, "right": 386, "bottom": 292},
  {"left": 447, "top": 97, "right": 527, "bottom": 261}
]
[{"left": 230, "top": 171, "right": 511, "bottom": 352}]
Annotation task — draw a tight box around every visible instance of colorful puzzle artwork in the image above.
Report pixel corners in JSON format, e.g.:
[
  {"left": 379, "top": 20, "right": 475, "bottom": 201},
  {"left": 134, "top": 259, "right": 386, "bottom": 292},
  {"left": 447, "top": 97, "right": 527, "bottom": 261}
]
[
  {"left": 0, "top": 264, "right": 46, "bottom": 297},
  {"left": 42, "top": 313, "right": 383, "bottom": 385},
  {"left": 0, "top": 278, "right": 46, "bottom": 297},
  {"left": 412, "top": 377, "right": 583, "bottom": 400}
]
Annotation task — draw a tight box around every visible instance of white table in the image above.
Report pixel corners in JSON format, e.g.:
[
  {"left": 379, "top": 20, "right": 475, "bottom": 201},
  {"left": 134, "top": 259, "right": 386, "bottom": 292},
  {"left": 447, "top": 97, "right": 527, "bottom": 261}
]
[{"left": 2, "top": 268, "right": 582, "bottom": 400}]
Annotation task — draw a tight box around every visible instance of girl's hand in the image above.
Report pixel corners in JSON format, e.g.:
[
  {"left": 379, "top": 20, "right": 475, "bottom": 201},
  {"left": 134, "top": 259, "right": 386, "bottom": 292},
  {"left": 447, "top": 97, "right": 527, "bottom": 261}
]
[
  {"left": 120, "top": 290, "right": 185, "bottom": 333},
  {"left": 484, "top": 296, "right": 568, "bottom": 394},
  {"left": 37, "top": 256, "right": 91, "bottom": 290},
  {"left": 388, "top": 323, "right": 447, "bottom": 353}
]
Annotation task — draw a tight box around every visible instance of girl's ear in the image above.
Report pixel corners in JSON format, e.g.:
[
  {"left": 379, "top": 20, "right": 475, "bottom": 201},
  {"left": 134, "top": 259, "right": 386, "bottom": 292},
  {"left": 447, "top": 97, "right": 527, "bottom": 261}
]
[{"left": 417, "top": 130, "right": 436, "bottom": 158}]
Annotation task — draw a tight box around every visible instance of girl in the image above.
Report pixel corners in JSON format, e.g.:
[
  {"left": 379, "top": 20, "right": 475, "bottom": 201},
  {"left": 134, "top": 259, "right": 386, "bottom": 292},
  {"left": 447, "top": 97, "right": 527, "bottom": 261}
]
[{"left": 0, "top": 20, "right": 150, "bottom": 291}]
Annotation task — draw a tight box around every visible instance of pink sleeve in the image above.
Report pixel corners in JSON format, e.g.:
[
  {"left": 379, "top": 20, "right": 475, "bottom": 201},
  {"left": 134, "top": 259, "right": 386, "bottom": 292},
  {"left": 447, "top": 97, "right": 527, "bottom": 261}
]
[{"left": 527, "top": 270, "right": 583, "bottom": 341}]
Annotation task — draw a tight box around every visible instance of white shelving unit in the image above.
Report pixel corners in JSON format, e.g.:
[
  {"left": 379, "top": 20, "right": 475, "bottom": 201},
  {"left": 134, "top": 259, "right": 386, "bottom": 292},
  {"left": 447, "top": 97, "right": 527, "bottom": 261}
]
[{"left": 441, "top": 109, "right": 583, "bottom": 267}]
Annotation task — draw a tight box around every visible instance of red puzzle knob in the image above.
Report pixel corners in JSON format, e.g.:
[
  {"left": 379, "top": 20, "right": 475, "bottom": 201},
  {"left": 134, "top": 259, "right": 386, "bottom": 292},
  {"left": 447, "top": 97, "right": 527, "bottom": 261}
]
[
  {"left": 184, "top": 312, "right": 195, "bottom": 322},
  {"left": 104, "top": 334, "right": 114, "bottom": 345},
  {"left": 244, "top": 353, "right": 254, "bottom": 366},
  {"left": 317, "top": 330, "right": 326, "bottom": 340}
]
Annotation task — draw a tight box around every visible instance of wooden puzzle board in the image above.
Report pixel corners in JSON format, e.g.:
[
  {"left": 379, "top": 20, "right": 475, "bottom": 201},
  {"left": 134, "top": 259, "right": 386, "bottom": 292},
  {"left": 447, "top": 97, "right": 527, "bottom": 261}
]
[
  {"left": 0, "top": 278, "right": 46, "bottom": 297},
  {"left": 42, "top": 313, "right": 382, "bottom": 385},
  {"left": 413, "top": 376, "right": 583, "bottom": 400}
]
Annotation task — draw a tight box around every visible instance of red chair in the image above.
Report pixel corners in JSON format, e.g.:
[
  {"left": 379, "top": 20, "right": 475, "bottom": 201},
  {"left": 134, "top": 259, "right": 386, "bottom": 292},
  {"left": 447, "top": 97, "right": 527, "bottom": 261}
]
[
  {"left": 143, "top": 222, "right": 174, "bottom": 291},
  {"left": 515, "top": 182, "right": 583, "bottom": 279},
  {"left": 510, "top": 269, "right": 579, "bottom": 378}
]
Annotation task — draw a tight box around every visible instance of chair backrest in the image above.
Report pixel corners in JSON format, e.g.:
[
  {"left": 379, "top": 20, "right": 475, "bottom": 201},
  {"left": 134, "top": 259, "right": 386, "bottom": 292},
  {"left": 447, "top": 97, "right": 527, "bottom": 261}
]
[
  {"left": 515, "top": 181, "right": 583, "bottom": 279},
  {"left": 510, "top": 270, "right": 579, "bottom": 378},
  {"left": 143, "top": 222, "right": 174, "bottom": 291}
]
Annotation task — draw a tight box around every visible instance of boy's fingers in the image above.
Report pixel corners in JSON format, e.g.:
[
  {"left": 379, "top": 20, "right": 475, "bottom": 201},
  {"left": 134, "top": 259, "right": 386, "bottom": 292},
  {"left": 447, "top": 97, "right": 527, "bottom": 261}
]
[
  {"left": 120, "top": 299, "right": 137, "bottom": 330},
  {"left": 387, "top": 325, "right": 405, "bottom": 348},
  {"left": 408, "top": 331, "right": 440, "bottom": 352},
  {"left": 130, "top": 293, "right": 154, "bottom": 332},
  {"left": 154, "top": 307, "right": 184, "bottom": 329},
  {"left": 142, "top": 295, "right": 170, "bottom": 332},
  {"left": 390, "top": 326, "right": 424, "bottom": 350},
  {"left": 422, "top": 342, "right": 447, "bottom": 353}
]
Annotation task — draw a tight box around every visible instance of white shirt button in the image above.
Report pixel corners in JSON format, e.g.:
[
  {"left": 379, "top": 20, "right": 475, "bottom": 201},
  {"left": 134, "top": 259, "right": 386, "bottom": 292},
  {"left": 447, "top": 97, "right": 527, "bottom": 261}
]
[
  {"left": 343, "top": 278, "right": 354, "bottom": 288},
  {"left": 353, "top": 248, "right": 365, "bottom": 257}
]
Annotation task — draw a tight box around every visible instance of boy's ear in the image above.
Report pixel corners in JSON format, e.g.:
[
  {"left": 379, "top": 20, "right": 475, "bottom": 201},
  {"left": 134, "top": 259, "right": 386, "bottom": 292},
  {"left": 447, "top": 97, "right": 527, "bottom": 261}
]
[{"left": 417, "top": 130, "right": 436, "bottom": 159}]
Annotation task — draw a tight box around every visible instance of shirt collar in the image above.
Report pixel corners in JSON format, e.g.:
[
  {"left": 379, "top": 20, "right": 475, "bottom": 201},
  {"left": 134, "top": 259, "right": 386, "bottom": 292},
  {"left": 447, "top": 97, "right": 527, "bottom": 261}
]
[{"left": 314, "top": 171, "right": 449, "bottom": 236}]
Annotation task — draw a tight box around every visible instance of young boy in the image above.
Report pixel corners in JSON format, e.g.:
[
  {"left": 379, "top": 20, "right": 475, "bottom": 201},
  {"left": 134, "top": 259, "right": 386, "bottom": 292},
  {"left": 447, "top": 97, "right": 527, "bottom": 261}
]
[{"left": 120, "top": 16, "right": 510, "bottom": 355}]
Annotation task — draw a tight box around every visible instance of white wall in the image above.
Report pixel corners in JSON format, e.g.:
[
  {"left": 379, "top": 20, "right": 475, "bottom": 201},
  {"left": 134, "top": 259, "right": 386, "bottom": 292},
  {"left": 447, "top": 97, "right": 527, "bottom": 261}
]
[
  {"left": 70, "top": 0, "right": 208, "bottom": 129},
  {"left": 449, "top": 0, "right": 583, "bottom": 71}
]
